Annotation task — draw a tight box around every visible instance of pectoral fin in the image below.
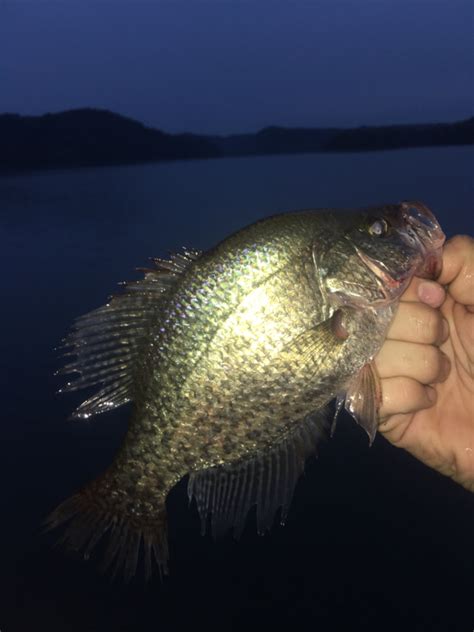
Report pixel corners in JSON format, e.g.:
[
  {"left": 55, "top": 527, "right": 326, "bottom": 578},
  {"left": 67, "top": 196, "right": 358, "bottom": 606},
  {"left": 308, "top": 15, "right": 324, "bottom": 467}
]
[{"left": 343, "top": 362, "right": 382, "bottom": 445}]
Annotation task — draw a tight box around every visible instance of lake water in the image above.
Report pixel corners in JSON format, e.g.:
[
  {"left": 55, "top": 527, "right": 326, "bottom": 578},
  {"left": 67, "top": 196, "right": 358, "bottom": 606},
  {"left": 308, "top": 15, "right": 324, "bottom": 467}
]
[{"left": 1, "top": 147, "right": 473, "bottom": 631}]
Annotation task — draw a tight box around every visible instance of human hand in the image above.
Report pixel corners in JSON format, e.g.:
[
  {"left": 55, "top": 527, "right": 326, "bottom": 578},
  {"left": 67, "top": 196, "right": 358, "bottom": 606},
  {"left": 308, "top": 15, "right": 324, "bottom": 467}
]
[{"left": 374, "top": 235, "right": 474, "bottom": 492}]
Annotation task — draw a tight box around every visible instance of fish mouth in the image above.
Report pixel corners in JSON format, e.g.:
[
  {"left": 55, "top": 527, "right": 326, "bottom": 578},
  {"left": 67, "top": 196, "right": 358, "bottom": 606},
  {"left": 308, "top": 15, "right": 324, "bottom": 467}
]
[
  {"left": 399, "top": 201, "right": 445, "bottom": 278},
  {"left": 354, "top": 245, "right": 411, "bottom": 302},
  {"left": 356, "top": 201, "right": 445, "bottom": 303}
]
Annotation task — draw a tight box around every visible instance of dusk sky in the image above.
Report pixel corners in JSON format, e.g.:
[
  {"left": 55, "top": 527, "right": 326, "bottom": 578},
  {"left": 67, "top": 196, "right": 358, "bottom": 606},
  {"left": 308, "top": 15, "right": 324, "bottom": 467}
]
[{"left": 1, "top": 0, "right": 473, "bottom": 134}]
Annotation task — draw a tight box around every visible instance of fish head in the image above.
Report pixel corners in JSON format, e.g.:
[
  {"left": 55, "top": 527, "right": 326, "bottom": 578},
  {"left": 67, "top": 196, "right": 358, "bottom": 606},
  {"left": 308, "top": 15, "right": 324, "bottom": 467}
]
[{"left": 316, "top": 201, "right": 445, "bottom": 309}]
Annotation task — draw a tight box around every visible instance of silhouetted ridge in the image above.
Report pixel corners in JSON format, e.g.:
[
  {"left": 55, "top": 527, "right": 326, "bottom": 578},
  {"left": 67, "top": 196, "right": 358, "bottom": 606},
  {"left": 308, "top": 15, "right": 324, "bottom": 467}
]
[
  {"left": 323, "top": 117, "right": 474, "bottom": 151},
  {"left": 0, "top": 108, "right": 473, "bottom": 173},
  {"left": 0, "top": 108, "right": 219, "bottom": 171}
]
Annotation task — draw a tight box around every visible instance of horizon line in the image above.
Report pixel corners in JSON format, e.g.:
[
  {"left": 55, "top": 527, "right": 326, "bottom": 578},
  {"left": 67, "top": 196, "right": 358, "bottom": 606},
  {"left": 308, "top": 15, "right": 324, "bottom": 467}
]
[{"left": 1, "top": 106, "right": 472, "bottom": 138}]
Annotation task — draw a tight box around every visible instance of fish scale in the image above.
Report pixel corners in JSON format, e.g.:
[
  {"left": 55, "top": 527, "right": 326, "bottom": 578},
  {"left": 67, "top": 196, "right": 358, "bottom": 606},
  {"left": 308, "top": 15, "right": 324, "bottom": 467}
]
[{"left": 46, "top": 202, "right": 445, "bottom": 580}]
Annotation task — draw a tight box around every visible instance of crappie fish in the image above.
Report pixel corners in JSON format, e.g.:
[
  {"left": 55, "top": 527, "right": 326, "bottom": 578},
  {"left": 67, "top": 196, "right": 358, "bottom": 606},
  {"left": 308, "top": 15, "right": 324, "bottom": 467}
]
[{"left": 47, "top": 201, "right": 445, "bottom": 579}]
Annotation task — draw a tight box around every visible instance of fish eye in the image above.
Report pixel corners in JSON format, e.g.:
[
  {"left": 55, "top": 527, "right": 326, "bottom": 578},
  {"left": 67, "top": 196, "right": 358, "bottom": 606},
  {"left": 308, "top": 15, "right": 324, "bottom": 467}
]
[{"left": 368, "top": 218, "right": 389, "bottom": 237}]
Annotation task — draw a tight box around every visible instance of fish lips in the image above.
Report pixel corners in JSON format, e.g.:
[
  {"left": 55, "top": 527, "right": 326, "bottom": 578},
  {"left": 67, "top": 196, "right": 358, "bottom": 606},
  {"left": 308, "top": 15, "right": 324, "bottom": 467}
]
[{"left": 399, "top": 201, "right": 445, "bottom": 279}]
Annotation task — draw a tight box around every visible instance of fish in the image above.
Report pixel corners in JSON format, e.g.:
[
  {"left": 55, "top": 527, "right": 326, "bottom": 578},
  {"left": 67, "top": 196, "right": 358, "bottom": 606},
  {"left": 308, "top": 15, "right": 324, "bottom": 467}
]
[{"left": 46, "top": 200, "right": 445, "bottom": 580}]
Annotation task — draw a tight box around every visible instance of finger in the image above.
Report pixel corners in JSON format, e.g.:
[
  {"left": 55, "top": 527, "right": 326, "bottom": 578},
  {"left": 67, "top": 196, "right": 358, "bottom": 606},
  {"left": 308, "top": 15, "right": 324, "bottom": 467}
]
[
  {"left": 437, "top": 235, "right": 474, "bottom": 307},
  {"left": 375, "top": 341, "right": 450, "bottom": 384},
  {"left": 378, "top": 376, "right": 437, "bottom": 419},
  {"left": 386, "top": 302, "right": 449, "bottom": 345},
  {"left": 400, "top": 277, "right": 446, "bottom": 308},
  {"left": 453, "top": 301, "right": 474, "bottom": 365},
  {"left": 377, "top": 412, "right": 413, "bottom": 445}
]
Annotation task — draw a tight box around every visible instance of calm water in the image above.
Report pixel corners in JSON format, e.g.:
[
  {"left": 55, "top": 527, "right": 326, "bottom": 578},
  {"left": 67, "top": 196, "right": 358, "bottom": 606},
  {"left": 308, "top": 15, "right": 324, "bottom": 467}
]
[{"left": 1, "top": 147, "right": 473, "bottom": 631}]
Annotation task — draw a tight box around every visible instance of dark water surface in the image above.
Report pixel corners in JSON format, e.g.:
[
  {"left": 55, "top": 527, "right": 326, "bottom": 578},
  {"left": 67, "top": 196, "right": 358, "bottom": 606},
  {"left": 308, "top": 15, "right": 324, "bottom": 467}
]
[{"left": 1, "top": 148, "right": 473, "bottom": 631}]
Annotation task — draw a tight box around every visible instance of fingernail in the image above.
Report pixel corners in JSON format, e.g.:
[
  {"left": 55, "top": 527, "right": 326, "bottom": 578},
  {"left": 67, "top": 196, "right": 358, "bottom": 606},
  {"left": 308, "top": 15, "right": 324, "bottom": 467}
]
[
  {"left": 426, "top": 387, "right": 437, "bottom": 403},
  {"left": 418, "top": 281, "right": 443, "bottom": 306},
  {"left": 417, "top": 281, "right": 433, "bottom": 302}
]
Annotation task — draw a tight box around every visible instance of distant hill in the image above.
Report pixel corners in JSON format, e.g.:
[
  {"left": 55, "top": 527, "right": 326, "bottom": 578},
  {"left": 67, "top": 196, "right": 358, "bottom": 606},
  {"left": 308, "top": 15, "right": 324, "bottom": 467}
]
[
  {"left": 0, "top": 109, "right": 219, "bottom": 171},
  {"left": 0, "top": 108, "right": 473, "bottom": 172},
  {"left": 209, "top": 125, "right": 339, "bottom": 157},
  {"left": 323, "top": 117, "right": 474, "bottom": 152}
]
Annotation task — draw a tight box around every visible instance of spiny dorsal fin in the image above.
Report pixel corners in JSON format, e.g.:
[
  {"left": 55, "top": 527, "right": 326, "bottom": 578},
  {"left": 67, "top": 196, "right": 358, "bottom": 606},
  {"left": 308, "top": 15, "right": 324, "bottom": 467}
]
[
  {"left": 187, "top": 409, "right": 329, "bottom": 539},
  {"left": 57, "top": 248, "right": 201, "bottom": 420}
]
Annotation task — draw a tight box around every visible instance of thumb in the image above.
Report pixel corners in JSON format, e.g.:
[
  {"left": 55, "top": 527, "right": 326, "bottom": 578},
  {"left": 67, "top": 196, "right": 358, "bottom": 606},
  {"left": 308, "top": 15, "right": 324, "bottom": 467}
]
[{"left": 437, "top": 236, "right": 474, "bottom": 309}]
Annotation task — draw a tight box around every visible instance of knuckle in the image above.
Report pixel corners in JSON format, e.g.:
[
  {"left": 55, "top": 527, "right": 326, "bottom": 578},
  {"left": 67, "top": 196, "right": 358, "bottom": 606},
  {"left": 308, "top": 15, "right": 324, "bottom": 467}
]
[{"left": 448, "top": 234, "right": 474, "bottom": 253}]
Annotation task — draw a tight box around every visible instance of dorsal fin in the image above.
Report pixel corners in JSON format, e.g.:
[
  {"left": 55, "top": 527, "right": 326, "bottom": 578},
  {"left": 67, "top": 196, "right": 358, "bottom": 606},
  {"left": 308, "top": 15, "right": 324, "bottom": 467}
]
[
  {"left": 187, "top": 409, "right": 329, "bottom": 539},
  {"left": 57, "top": 248, "right": 201, "bottom": 420}
]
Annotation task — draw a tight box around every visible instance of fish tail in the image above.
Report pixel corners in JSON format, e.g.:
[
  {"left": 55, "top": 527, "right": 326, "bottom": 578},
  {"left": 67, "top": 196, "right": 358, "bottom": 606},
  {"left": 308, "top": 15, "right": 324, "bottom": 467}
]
[{"left": 44, "top": 474, "right": 169, "bottom": 581}]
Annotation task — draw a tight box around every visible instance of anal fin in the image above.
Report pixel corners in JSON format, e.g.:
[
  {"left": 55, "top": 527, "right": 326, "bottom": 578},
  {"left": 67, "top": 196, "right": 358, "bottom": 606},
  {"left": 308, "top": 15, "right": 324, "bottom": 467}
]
[{"left": 188, "top": 409, "right": 329, "bottom": 539}]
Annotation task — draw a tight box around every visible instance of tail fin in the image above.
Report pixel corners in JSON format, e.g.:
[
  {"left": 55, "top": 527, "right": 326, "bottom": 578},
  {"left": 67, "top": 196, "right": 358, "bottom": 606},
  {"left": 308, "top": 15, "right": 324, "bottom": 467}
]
[{"left": 44, "top": 477, "right": 169, "bottom": 581}]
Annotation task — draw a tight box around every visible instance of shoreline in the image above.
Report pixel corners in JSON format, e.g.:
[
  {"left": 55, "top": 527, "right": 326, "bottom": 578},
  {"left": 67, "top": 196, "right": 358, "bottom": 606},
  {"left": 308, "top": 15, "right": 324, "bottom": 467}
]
[{"left": 1, "top": 108, "right": 473, "bottom": 175}]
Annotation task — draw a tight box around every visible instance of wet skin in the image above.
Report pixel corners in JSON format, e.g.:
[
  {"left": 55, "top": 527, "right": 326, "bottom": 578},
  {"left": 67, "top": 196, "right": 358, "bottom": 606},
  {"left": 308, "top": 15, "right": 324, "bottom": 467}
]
[{"left": 375, "top": 236, "right": 474, "bottom": 492}]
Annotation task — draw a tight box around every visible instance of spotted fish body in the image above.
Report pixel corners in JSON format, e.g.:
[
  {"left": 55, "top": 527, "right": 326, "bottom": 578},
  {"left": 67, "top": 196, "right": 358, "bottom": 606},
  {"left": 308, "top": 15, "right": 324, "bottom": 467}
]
[{"left": 47, "top": 202, "right": 445, "bottom": 579}]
